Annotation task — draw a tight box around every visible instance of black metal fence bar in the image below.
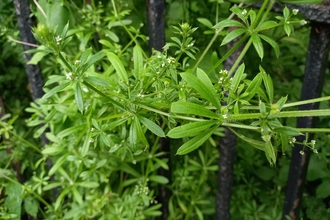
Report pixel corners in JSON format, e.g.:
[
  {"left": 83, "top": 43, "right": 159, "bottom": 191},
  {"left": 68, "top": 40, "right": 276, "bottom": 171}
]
[
  {"left": 282, "top": 20, "right": 330, "bottom": 219},
  {"left": 146, "top": 1, "right": 171, "bottom": 219}
]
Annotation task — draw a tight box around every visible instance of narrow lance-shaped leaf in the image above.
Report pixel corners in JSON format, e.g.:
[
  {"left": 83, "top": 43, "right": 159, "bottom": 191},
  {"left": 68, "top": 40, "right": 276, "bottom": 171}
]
[
  {"left": 107, "top": 52, "right": 129, "bottom": 83},
  {"left": 259, "top": 34, "right": 279, "bottom": 58},
  {"left": 168, "top": 121, "right": 217, "bottom": 139},
  {"left": 75, "top": 82, "right": 84, "bottom": 113},
  {"left": 79, "top": 48, "right": 92, "bottom": 64},
  {"left": 197, "top": 18, "right": 213, "bottom": 28},
  {"left": 42, "top": 81, "right": 70, "bottom": 99},
  {"left": 221, "top": 28, "right": 246, "bottom": 46},
  {"left": 252, "top": 34, "right": 264, "bottom": 59},
  {"left": 139, "top": 116, "right": 165, "bottom": 137},
  {"left": 180, "top": 72, "right": 221, "bottom": 110},
  {"left": 280, "top": 0, "right": 321, "bottom": 3},
  {"left": 245, "top": 72, "right": 262, "bottom": 101},
  {"left": 231, "top": 63, "right": 245, "bottom": 93},
  {"left": 171, "top": 102, "right": 220, "bottom": 118},
  {"left": 213, "top": 19, "right": 246, "bottom": 29},
  {"left": 229, "top": 127, "right": 265, "bottom": 151},
  {"left": 273, "top": 126, "right": 303, "bottom": 136},
  {"left": 80, "top": 50, "right": 107, "bottom": 73},
  {"left": 80, "top": 130, "right": 91, "bottom": 157},
  {"left": 134, "top": 117, "right": 149, "bottom": 146},
  {"left": 133, "top": 45, "right": 143, "bottom": 80},
  {"left": 176, "top": 126, "right": 217, "bottom": 155},
  {"left": 260, "top": 66, "right": 274, "bottom": 103},
  {"left": 265, "top": 141, "right": 277, "bottom": 164}
]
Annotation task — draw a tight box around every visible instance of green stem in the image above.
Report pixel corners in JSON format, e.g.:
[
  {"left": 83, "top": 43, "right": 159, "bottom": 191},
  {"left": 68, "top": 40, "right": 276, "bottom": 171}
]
[
  {"left": 283, "top": 96, "right": 330, "bottom": 108},
  {"left": 222, "top": 122, "right": 259, "bottom": 130},
  {"left": 193, "top": 6, "right": 239, "bottom": 73},
  {"left": 83, "top": 81, "right": 126, "bottom": 111},
  {"left": 207, "top": 33, "right": 249, "bottom": 74},
  {"left": 297, "top": 128, "right": 330, "bottom": 133},
  {"left": 3, "top": 175, "right": 52, "bottom": 209},
  {"left": 228, "top": 37, "right": 252, "bottom": 76}
]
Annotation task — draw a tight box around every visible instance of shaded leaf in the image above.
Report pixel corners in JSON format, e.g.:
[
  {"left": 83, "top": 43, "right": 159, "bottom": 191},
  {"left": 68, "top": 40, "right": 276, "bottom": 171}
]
[{"left": 176, "top": 126, "right": 217, "bottom": 155}]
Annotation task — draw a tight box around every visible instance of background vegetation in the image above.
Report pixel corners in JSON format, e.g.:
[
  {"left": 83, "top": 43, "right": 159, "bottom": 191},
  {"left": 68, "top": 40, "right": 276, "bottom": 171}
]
[{"left": 1, "top": 0, "right": 330, "bottom": 219}]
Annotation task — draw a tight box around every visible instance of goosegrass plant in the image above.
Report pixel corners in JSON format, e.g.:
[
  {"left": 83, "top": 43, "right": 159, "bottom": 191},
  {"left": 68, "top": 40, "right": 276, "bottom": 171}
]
[{"left": 1, "top": 0, "right": 329, "bottom": 219}]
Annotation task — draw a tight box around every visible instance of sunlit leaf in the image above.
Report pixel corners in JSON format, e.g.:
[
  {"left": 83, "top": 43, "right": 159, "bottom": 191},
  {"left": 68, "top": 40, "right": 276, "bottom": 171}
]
[{"left": 168, "top": 121, "right": 218, "bottom": 139}]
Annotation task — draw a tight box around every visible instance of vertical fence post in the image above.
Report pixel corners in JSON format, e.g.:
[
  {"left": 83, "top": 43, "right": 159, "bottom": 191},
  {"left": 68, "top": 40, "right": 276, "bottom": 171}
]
[
  {"left": 13, "top": 0, "right": 58, "bottom": 200},
  {"left": 146, "top": 1, "right": 171, "bottom": 219},
  {"left": 216, "top": 20, "right": 243, "bottom": 220},
  {"left": 282, "top": 21, "right": 330, "bottom": 220}
]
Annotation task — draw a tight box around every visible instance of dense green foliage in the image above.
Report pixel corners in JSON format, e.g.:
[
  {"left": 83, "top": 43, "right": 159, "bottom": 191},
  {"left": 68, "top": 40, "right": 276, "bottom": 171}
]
[{"left": 1, "top": 0, "right": 330, "bottom": 219}]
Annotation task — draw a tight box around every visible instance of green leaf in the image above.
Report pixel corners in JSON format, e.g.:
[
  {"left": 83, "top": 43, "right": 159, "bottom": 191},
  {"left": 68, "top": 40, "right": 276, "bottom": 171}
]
[
  {"left": 61, "top": 22, "right": 70, "bottom": 40},
  {"left": 259, "top": 101, "right": 267, "bottom": 116},
  {"left": 107, "top": 52, "right": 128, "bottom": 82},
  {"left": 133, "top": 45, "right": 144, "bottom": 80},
  {"left": 149, "top": 175, "right": 169, "bottom": 184},
  {"left": 176, "top": 126, "right": 217, "bottom": 155},
  {"left": 221, "top": 28, "right": 246, "bottom": 46},
  {"left": 76, "top": 182, "right": 100, "bottom": 188},
  {"left": 139, "top": 116, "right": 165, "bottom": 137},
  {"left": 42, "top": 81, "right": 70, "bottom": 99},
  {"left": 43, "top": 182, "right": 64, "bottom": 191},
  {"left": 231, "top": 63, "right": 245, "bottom": 93},
  {"left": 168, "top": 121, "right": 218, "bottom": 139},
  {"left": 45, "top": 75, "right": 66, "bottom": 86},
  {"left": 280, "top": 133, "right": 288, "bottom": 152},
  {"left": 57, "top": 124, "right": 85, "bottom": 138},
  {"left": 24, "top": 195, "right": 39, "bottom": 218},
  {"left": 248, "top": 10, "right": 256, "bottom": 25},
  {"left": 75, "top": 82, "right": 84, "bottom": 113},
  {"left": 79, "top": 48, "right": 92, "bottom": 64},
  {"left": 229, "top": 128, "right": 265, "bottom": 151},
  {"left": 283, "top": 7, "right": 290, "bottom": 19},
  {"left": 171, "top": 102, "right": 219, "bottom": 118},
  {"left": 55, "top": 188, "right": 69, "bottom": 211},
  {"left": 273, "top": 126, "right": 303, "bottom": 136},
  {"left": 180, "top": 72, "right": 221, "bottom": 110},
  {"left": 27, "top": 51, "right": 49, "bottom": 64},
  {"left": 280, "top": 0, "right": 321, "bottom": 3},
  {"left": 80, "top": 50, "right": 106, "bottom": 73},
  {"left": 129, "top": 118, "right": 138, "bottom": 145},
  {"left": 245, "top": 73, "right": 262, "bottom": 101},
  {"left": 265, "top": 141, "right": 276, "bottom": 164},
  {"left": 42, "top": 146, "right": 64, "bottom": 155},
  {"left": 197, "top": 18, "right": 213, "bottom": 28},
  {"left": 252, "top": 34, "right": 264, "bottom": 59},
  {"left": 84, "top": 76, "right": 109, "bottom": 87},
  {"left": 134, "top": 117, "right": 149, "bottom": 146},
  {"left": 261, "top": 68, "right": 274, "bottom": 104},
  {"left": 4, "top": 182, "right": 22, "bottom": 220},
  {"left": 258, "top": 34, "right": 280, "bottom": 58},
  {"left": 72, "top": 187, "right": 83, "bottom": 205},
  {"left": 316, "top": 180, "right": 330, "bottom": 198},
  {"left": 213, "top": 20, "right": 245, "bottom": 29},
  {"left": 276, "top": 96, "right": 288, "bottom": 110},
  {"left": 257, "top": 21, "right": 277, "bottom": 30},
  {"left": 284, "top": 23, "right": 291, "bottom": 36},
  {"left": 80, "top": 130, "right": 91, "bottom": 157},
  {"left": 104, "top": 29, "right": 119, "bottom": 42},
  {"left": 49, "top": 154, "right": 67, "bottom": 175}
]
